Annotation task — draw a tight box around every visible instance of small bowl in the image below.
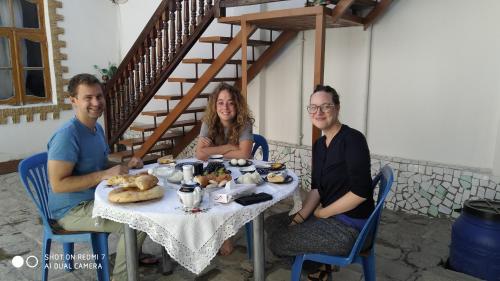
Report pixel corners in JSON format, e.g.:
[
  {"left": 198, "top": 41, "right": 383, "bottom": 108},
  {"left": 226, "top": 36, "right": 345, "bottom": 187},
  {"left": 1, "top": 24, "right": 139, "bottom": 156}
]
[
  {"left": 240, "top": 165, "right": 256, "bottom": 174},
  {"left": 255, "top": 164, "right": 271, "bottom": 175},
  {"left": 208, "top": 154, "right": 224, "bottom": 160}
]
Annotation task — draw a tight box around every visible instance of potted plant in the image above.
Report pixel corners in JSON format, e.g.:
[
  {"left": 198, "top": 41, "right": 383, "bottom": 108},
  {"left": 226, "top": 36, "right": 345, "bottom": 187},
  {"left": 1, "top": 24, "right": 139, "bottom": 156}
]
[{"left": 94, "top": 62, "right": 118, "bottom": 81}]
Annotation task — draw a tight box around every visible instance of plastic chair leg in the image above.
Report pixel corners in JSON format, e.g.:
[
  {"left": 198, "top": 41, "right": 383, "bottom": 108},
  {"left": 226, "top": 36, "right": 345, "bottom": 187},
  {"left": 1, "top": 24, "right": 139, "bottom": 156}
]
[
  {"left": 362, "top": 254, "right": 376, "bottom": 281},
  {"left": 42, "top": 238, "right": 51, "bottom": 281},
  {"left": 291, "top": 255, "right": 305, "bottom": 281},
  {"left": 63, "top": 242, "right": 75, "bottom": 272},
  {"left": 91, "top": 233, "right": 110, "bottom": 281},
  {"left": 245, "top": 222, "right": 253, "bottom": 260}
]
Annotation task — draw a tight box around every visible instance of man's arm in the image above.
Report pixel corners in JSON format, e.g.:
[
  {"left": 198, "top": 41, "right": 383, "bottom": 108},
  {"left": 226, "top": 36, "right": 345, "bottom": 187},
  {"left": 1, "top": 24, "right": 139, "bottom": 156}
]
[{"left": 48, "top": 160, "right": 128, "bottom": 193}]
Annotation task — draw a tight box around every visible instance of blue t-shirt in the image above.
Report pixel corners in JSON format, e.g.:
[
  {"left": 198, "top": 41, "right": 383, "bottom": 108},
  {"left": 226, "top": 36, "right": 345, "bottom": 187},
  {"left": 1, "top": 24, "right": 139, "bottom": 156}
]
[{"left": 47, "top": 117, "right": 109, "bottom": 220}]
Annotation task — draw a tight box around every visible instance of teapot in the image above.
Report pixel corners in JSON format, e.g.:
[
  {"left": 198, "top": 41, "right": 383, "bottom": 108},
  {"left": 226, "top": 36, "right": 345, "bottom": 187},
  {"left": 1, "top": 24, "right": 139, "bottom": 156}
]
[{"left": 177, "top": 183, "right": 202, "bottom": 209}]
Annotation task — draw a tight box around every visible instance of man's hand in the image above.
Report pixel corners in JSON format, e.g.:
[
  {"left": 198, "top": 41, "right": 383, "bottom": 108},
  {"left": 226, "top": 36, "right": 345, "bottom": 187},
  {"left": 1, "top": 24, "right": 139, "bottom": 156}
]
[
  {"left": 127, "top": 157, "right": 144, "bottom": 169},
  {"left": 101, "top": 164, "right": 129, "bottom": 180}
]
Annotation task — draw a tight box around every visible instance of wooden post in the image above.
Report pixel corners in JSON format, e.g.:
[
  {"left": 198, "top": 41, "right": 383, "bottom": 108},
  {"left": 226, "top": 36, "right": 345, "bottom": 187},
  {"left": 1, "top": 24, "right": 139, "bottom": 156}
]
[
  {"left": 240, "top": 19, "right": 249, "bottom": 99},
  {"left": 312, "top": 10, "right": 325, "bottom": 143}
]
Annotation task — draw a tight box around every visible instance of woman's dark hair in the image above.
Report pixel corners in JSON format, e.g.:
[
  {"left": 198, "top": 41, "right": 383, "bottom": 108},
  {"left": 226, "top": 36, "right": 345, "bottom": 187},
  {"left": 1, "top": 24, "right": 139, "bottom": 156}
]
[
  {"left": 312, "top": 84, "right": 340, "bottom": 105},
  {"left": 68, "top": 73, "right": 102, "bottom": 97}
]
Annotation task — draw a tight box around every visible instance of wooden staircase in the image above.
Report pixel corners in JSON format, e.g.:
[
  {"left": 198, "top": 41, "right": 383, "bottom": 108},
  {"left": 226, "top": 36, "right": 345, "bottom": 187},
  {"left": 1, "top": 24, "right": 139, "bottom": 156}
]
[{"left": 105, "top": 0, "right": 392, "bottom": 163}]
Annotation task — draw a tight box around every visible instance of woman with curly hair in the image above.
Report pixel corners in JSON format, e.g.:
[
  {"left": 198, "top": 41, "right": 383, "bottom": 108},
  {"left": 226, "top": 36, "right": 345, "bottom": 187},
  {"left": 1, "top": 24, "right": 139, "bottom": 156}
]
[{"left": 195, "top": 83, "right": 255, "bottom": 161}]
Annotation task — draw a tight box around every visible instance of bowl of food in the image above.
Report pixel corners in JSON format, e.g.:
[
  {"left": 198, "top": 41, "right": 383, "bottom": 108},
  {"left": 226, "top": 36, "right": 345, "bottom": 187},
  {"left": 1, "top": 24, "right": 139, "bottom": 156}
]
[
  {"left": 239, "top": 165, "right": 256, "bottom": 174},
  {"left": 255, "top": 163, "right": 271, "bottom": 175},
  {"left": 229, "top": 158, "right": 252, "bottom": 167}
]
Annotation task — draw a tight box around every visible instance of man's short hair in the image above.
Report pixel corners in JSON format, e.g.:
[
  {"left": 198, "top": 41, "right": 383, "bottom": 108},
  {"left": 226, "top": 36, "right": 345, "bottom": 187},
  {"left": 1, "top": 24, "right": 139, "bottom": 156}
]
[{"left": 68, "top": 73, "right": 102, "bottom": 98}]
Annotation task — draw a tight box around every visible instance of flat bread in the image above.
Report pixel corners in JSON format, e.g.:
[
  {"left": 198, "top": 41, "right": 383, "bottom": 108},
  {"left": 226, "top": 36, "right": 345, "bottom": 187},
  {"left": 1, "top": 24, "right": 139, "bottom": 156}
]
[
  {"left": 106, "top": 174, "right": 158, "bottom": 190},
  {"left": 108, "top": 185, "right": 164, "bottom": 203},
  {"left": 106, "top": 175, "right": 137, "bottom": 187}
]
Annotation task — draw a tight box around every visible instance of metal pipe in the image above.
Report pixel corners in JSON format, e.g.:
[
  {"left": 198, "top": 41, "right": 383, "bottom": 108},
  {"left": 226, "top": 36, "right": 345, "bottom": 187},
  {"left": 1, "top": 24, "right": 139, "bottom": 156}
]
[
  {"left": 297, "top": 31, "right": 305, "bottom": 145},
  {"left": 124, "top": 224, "right": 138, "bottom": 281},
  {"left": 252, "top": 213, "right": 265, "bottom": 281}
]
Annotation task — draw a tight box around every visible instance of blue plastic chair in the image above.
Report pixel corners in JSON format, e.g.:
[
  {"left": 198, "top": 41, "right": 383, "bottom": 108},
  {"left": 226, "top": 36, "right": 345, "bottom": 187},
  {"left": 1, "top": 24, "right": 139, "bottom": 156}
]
[
  {"left": 18, "top": 152, "right": 110, "bottom": 281},
  {"left": 245, "top": 134, "right": 270, "bottom": 259},
  {"left": 251, "top": 134, "right": 269, "bottom": 161},
  {"left": 291, "top": 165, "right": 394, "bottom": 281}
]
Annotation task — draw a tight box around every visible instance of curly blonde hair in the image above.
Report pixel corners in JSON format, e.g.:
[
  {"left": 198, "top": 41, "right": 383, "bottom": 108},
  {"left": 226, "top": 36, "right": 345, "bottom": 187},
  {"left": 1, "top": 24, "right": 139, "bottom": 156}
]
[{"left": 202, "top": 83, "right": 254, "bottom": 145}]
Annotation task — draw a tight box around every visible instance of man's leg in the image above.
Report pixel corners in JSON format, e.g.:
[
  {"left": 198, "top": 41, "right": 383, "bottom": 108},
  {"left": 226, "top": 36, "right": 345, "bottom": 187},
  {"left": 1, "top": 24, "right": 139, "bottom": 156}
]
[{"left": 58, "top": 201, "right": 147, "bottom": 281}]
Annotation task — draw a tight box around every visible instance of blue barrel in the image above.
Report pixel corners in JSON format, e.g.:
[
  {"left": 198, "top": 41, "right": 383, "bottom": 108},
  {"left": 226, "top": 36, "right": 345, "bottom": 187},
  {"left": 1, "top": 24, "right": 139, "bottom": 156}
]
[{"left": 449, "top": 199, "right": 500, "bottom": 281}]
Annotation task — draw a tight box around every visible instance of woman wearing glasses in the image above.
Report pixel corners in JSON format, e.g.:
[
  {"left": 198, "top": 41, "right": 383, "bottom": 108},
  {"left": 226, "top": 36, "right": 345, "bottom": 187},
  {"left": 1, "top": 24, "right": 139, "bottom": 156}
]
[
  {"left": 266, "top": 85, "right": 373, "bottom": 281},
  {"left": 195, "top": 83, "right": 254, "bottom": 255}
]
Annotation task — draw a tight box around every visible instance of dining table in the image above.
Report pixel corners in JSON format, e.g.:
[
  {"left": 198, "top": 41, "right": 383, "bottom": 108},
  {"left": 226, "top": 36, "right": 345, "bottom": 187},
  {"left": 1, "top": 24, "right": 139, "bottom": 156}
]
[{"left": 92, "top": 159, "right": 299, "bottom": 281}]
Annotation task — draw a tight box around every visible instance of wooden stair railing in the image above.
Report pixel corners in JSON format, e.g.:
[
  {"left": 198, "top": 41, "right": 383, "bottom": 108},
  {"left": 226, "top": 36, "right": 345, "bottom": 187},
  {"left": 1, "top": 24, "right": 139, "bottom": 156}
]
[
  {"left": 134, "top": 29, "right": 298, "bottom": 159},
  {"left": 104, "top": 0, "right": 216, "bottom": 148}
]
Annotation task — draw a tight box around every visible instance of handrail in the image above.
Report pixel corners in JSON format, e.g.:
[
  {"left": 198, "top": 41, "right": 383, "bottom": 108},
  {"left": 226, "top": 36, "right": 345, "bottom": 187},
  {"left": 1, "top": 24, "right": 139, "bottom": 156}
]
[{"left": 104, "top": 0, "right": 215, "bottom": 146}]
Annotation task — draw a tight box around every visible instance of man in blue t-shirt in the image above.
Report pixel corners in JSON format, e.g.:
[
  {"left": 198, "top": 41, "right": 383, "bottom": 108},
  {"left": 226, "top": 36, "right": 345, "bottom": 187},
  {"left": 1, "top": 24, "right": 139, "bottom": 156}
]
[{"left": 47, "top": 73, "right": 147, "bottom": 281}]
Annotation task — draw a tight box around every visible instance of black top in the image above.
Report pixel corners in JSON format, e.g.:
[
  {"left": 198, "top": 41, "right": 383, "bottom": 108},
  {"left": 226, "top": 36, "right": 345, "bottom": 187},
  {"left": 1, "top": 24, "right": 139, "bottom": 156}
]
[{"left": 311, "top": 124, "right": 373, "bottom": 219}]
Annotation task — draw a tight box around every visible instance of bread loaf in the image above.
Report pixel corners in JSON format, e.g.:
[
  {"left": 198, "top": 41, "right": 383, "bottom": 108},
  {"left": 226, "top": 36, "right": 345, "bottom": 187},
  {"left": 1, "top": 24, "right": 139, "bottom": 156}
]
[
  {"left": 108, "top": 185, "right": 164, "bottom": 203},
  {"left": 135, "top": 175, "right": 159, "bottom": 191}
]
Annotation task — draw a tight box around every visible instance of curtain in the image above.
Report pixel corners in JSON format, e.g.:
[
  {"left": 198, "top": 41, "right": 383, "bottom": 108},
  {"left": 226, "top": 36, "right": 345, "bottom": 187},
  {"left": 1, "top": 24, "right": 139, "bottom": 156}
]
[{"left": 0, "top": 0, "right": 25, "bottom": 101}]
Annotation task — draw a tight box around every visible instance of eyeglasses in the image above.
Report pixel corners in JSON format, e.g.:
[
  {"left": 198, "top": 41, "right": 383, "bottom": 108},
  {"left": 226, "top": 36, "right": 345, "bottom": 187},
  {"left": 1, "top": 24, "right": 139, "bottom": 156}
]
[{"left": 306, "top": 103, "right": 335, "bottom": 114}]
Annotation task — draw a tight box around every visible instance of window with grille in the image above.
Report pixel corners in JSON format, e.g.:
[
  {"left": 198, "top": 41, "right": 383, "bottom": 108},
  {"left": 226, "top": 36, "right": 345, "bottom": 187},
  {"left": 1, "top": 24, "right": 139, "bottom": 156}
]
[{"left": 0, "top": 0, "right": 51, "bottom": 105}]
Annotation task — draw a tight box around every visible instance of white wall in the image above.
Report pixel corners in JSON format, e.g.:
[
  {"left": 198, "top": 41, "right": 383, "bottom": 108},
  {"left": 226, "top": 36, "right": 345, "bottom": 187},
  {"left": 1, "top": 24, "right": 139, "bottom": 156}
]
[
  {"left": 367, "top": 0, "right": 500, "bottom": 169},
  {"left": 0, "top": 0, "right": 119, "bottom": 162},
  {"left": 251, "top": 0, "right": 500, "bottom": 172}
]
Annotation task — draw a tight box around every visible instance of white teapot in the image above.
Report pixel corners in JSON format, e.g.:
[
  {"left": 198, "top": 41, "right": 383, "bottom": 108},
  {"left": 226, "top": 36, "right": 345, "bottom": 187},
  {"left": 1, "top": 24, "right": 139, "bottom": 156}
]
[{"left": 177, "top": 184, "right": 202, "bottom": 209}]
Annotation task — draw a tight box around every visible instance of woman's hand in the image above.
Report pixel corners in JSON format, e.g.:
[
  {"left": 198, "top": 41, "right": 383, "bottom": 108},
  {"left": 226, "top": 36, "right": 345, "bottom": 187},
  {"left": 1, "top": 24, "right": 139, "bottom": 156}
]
[
  {"left": 199, "top": 137, "right": 213, "bottom": 147},
  {"left": 314, "top": 205, "right": 329, "bottom": 219}
]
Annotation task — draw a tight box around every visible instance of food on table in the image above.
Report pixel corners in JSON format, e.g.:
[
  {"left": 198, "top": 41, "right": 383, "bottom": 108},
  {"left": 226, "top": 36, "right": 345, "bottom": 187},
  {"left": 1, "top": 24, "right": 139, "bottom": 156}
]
[
  {"left": 240, "top": 166, "right": 256, "bottom": 174},
  {"left": 167, "top": 171, "right": 183, "bottom": 183},
  {"left": 255, "top": 164, "right": 271, "bottom": 175},
  {"left": 158, "top": 156, "right": 176, "bottom": 165},
  {"left": 237, "top": 172, "right": 264, "bottom": 185},
  {"left": 204, "top": 162, "right": 226, "bottom": 174},
  {"left": 229, "top": 158, "right": 249, "bottom": 166},
  {"left": 267, "top": 172, "right": 286, "bottom": 183},
  {"left": 270, "top": 162, "right": 285, "bottom": 170},
  {"left": 106, "top": 175, "right": 136, "bottom": 186},
  {"left": 195, "top": 166, "right": 232, "bottom": 188},
  {"left": 107, "top": 174, "right": 158, "bottom": 189},
  {"left": 108, "top": 185, "right": 164, "bottom": 203},
  {"left": 135, "top": 175, "right": 159, "bottom": 191}
]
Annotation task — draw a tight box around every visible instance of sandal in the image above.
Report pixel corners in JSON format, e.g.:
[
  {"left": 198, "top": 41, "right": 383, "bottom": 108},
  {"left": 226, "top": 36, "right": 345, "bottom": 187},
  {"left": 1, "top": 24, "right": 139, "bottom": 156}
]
[{"left": 307, "top": 264, "right": 336, "bottom": 281}]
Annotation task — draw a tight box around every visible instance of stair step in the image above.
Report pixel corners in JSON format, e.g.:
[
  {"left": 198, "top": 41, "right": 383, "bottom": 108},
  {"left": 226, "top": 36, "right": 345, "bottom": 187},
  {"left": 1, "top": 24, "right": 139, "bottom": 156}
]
[
  {"left": 182, "top": 58, "right": 255, "bottom": 64},
  {"left": 109, "top": 143, "right": 173, "bottom": 162},
  {"left": 168, "top": 77, "right": 239, "bottom": 83},
  {"left": 154, "top": 93, "right": 211, "bottom": 101},
  {"left": 142, "top": 106, "right": 206, "bottom": 117},
  {"left": 129, "top": 119, "right": 200, "bottom": 132},
  {"left": 118, "top": 130, "right": 184, "bottom": 147},
  {"left": 199, "top": 36, "right": 272, "bottom": 46}
]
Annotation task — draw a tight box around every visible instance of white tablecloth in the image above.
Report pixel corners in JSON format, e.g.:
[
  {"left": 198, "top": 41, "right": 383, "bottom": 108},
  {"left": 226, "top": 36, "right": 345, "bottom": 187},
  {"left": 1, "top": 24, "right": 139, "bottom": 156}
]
[{"left": 92, "top": 160, "right": 298, "bottom": 274}]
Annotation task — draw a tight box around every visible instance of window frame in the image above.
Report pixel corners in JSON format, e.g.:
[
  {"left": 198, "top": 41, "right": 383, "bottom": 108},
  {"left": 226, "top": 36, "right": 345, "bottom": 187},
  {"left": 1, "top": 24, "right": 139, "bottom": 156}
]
[{"left": 0, "top": 0, "right": 52, "bottom": 106}]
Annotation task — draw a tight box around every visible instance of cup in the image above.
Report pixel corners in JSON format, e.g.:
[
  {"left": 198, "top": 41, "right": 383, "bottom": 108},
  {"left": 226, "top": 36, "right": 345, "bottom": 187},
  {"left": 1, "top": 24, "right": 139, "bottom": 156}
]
[
  {"left": 193, "top": 162, "right": 204, "bottom": 176},
  {"left": 182, "top": 164, "right": 194, "bottom": 183}
]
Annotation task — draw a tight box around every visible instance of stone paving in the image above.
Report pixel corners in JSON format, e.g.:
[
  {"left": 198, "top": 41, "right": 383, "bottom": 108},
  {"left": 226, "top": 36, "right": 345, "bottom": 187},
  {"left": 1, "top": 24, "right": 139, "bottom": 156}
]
[{"left": 0, "top": 172, "right": 482, "bottom": 281}]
